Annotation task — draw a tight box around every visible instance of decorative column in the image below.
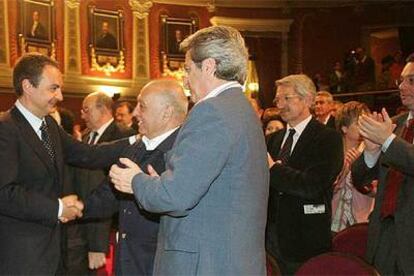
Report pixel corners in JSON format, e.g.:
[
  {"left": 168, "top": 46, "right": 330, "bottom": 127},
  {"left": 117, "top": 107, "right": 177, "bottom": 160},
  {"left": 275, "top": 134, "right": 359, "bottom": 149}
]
[
  {"left": 0, "top": 0, "right": 12, "bottom": 86},
  {"left": 281, "top": 31, "right": 289, "bottom": 76},
  {"left": 129, "top": 0, "right": 152, "bottom": 92},
  {"left": 64, "top": 0, "right": 82, "bottom": 81}
]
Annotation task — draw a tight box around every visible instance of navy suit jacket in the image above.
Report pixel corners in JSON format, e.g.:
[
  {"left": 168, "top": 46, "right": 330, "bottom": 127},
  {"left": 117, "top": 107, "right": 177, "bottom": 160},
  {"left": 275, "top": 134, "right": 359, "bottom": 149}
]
[{"left": 85, "top": 129, "right": 179, "bottom": 275}]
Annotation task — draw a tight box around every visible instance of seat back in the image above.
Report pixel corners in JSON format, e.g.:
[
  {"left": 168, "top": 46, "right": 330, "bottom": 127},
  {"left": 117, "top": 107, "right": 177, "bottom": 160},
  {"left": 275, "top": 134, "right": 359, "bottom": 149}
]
[
  {"left": 332, "top": 222, "right": 368, "bottom": 259},
  {"left": 296, "top": 252, "right": 378, "bottom": 276}
]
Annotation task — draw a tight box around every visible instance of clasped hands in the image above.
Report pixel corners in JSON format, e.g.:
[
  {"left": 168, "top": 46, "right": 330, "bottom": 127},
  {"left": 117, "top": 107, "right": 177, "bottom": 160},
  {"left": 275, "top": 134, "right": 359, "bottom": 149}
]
[
  {"left": 109, "top": 158, "right": 159, "bottom": 194},
  {"left": 59, "top": 194, "right": 84, "bottom": 223}
]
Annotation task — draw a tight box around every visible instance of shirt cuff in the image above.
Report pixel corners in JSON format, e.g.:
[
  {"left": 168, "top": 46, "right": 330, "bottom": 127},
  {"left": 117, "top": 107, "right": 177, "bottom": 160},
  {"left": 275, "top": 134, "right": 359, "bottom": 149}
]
[
  {"left": 381, "top": 133, "right": 396, "bottom": 152},
  {"left": 58, "top": 198, "right": 63, "bottom": 217},
  {"left": 129, "top": 135, "right": 137, "bottom": 145},
  {"left": 363, "top": 149, "right": 381, "bottom": 168}
]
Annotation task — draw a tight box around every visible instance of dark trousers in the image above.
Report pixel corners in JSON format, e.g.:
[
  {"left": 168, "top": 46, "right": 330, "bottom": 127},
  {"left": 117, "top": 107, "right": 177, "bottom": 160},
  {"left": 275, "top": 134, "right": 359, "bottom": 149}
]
[{"left": 372, "top": 217, "right": 403, "bottom": 275}]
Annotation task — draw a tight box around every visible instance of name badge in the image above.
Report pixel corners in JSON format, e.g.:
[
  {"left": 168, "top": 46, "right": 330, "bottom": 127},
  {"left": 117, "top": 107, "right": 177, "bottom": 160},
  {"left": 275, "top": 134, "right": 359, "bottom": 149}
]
[{"left": 303, "top": 204, "right": 326, "bottom": 214}]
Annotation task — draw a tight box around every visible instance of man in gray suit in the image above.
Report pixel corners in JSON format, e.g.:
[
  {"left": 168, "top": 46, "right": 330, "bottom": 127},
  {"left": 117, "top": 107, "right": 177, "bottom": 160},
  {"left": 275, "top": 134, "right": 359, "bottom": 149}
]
[
  {"left": 352, "top": 53, "right": 414, "bottom": 275},
  {"left": 110, "top": 25, "right": 269, "bottom": 275}
]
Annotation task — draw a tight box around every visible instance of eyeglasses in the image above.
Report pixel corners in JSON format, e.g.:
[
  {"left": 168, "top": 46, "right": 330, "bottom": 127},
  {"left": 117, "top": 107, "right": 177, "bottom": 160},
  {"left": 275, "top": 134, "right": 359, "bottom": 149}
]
[
  {"left": 273, "top": 94, "right": 301, "bottom": 105},
  {"left": 395, "top": 75, "right": 414, "bottom": 87}
]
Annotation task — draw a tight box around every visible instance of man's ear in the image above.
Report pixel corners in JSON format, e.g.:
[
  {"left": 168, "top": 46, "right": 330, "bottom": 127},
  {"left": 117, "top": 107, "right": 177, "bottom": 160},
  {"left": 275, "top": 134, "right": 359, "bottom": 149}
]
[
  {"left": 163, "top": 105, "right": 174, "bottom": 120},
  {"left": 22, "top": 79, "right": 34, "bottom": 95},
  {"left": 201, "top": 58, "right": 216, "bottom": 77}
]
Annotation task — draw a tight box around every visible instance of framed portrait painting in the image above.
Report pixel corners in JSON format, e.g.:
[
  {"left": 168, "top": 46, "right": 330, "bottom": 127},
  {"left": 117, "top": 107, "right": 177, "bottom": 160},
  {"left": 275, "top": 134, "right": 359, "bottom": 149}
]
[
  {"left": 21, "top": 0, "right": 53, "bottom": 43},
  {"left": 89, "top": 7, "right": 124, "bottom": 54},
  {"left": 19, "top": 0, "right": 55, "bottom": 57},
  {"left": 161, "top": 16, "right": 198, "bottom": 59}
]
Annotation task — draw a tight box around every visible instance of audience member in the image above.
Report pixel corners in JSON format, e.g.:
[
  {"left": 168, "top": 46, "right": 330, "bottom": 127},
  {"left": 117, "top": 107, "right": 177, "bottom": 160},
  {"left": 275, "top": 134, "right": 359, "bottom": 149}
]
[
  {"left": 115, "top": 101, "right": 138, "bottom": 132},
  {"left": 329, "top": 61, "right": 347, "bottom": 93},
  {"left": 351, "top": 47, "right": 376, "bottom": 91},
  {"left": 85, "top": 79, "right": 188, "bottom": 275},
  {"left": 0, "top": 53, "right": 129, "bottom": 275},
  {"left": 390, "top": 50, "right": 405, "bottom": 83},
  {"left": 109, "top": 26, "right": 269, "bottom": 275},
  {"left": 331, "top": 101, "right": 376, "bottom": 233},
  {"left": 376, "top": 55, "right": 394, "bottom": 90},
  {"left": 351, "top": 53, "right": 414, "bottom": 274},
  {"left": 266, "top": 74, "right": 343, "bottom": 274},
  {"left": 66, "top": 92, "right": 134, "bottom": 274},
  {"left": 265, "top": 119, "right": 285, "bottom": 136},
  {"left": 314, "top": 91, "right": 336, "bottom": 129}
]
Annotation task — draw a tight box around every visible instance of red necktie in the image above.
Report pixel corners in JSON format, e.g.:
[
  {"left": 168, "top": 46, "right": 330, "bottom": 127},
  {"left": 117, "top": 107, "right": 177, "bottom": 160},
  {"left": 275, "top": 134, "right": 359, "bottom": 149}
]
[{"left": 380, "top": 119, "right": 414, "bottom": 219}]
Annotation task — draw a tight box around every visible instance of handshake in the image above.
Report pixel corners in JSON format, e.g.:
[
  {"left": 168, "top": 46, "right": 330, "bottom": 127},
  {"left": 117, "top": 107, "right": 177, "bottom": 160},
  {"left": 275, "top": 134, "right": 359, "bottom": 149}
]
[{"left": 59, "top": 195, "right": 84, "bottom": 223}]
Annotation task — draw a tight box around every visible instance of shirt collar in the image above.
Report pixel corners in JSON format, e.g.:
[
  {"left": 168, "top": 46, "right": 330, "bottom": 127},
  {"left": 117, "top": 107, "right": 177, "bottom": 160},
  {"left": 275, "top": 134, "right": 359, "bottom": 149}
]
[
  {"left": 196, "top": 81, "right": 242, "bottom": 105},
  {"left": 15, "top": 100, "right": 44, "bottom": 137},
  {"left": 287, "top": 115, "right": 312, "bottom": 137},
  {"left": 142, "top": 126, "right": 179, "bottom": 151}
]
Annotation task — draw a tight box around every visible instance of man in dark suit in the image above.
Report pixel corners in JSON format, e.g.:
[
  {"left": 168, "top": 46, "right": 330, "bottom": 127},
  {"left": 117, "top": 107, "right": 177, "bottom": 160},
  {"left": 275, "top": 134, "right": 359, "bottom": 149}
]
[
  {"left": 115, "top": 101, "right": 139, "bottom": 133},
  {"left": 0, "top": 53, "right": 129, "bottom": 275},
  {"left": 84, "top": 79, "right": 188, "bottom": 275},
  {"left": 266, "top": 74, "right": 343, "bottom": 274},
  {"left": 351, "top": 53, "right": 414, "bottom": 275},
  {"left": 314, "top": 91, "right": 336, "bottom": 129},
  {"left": 66, "top": 92, "right": 135, "bottom": 274}
]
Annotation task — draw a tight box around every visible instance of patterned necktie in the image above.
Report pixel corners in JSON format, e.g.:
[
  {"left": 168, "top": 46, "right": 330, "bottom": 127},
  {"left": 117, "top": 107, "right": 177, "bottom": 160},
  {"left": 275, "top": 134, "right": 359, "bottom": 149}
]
[
  {"left": 381, "top": 118, "right": 414, "bottom": 219},
  {"left": 40, "top": 121, "right": 56, "bottom": 161},
  {"left": 88, "top": 131, "right": 99, "bottom": 145},
  {"left": 278, "top": 128, "right": 296, "bottom": 164}
]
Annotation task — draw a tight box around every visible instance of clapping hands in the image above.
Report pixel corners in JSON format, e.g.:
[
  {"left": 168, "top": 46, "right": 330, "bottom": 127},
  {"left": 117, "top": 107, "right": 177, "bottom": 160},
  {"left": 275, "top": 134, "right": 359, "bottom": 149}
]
[
  {"left": 59, "top": 194, "right": 84, "bottom": 223},
  {"left": 358, "top": 108, "right": 396, "bottom": 146}
]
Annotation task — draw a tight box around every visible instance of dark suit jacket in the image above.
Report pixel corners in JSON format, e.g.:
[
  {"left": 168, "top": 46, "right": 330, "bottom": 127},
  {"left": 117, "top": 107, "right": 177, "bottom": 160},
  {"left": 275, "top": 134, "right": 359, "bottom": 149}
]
[
  {"left": 325, "top": 115, "right": 336, "bottom": 130},
  {"left": 0, "top": 107, "right": 128, "bottom": 275},
  {"left": 266, "top": 118, "right": 343, "bottom": 263},
  {"left": 85, "top": 129, "right": 179, "bottom": 275},
  {"left": 351, "top": 112, "right": 414, "bottom": 274},
  {"left": 68, "top": 121, "right": 134, "bottom": 255}
]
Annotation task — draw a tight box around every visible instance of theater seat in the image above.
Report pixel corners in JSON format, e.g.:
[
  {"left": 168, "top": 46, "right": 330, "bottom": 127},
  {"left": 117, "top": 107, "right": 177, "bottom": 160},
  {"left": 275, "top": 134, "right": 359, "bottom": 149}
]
[
  {"left": 332, "top": 222, "right": 368, "bottom": 259},
  {"left": 296, "top": 252, "right": 379, "bottom": 276}
]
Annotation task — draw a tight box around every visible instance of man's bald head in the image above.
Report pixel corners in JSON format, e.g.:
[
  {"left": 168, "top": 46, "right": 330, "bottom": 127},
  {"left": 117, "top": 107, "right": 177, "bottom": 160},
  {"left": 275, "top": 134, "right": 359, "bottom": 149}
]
[
  {"left": 140, "top": 79, "right": 188, "bottom": 122},
  {"left": 135, "top": 79, "right": 188, "bottom": 138}
]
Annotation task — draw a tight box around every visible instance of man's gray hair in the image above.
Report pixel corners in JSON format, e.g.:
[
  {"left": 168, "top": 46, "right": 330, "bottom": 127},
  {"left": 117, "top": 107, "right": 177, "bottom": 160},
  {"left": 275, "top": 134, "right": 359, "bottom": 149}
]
[
  {"left": 316, "top": 91, "right": 334, "bottom": 103},
  {"left": 275, "top": 74, "right": 316, "bottom": 103},
  {"left": 180, "top": 25, "right": 248, "bottom": 85}
]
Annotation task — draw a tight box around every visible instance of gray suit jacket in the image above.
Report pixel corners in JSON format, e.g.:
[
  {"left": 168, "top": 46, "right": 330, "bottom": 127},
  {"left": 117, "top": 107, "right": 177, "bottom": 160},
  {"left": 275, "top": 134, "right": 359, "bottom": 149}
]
[
  {"left": 351, "top": 112, "right": 414, "bottom": 274},
  {"left": 131, "top": 87, "right": 269, "bottom": 275}
]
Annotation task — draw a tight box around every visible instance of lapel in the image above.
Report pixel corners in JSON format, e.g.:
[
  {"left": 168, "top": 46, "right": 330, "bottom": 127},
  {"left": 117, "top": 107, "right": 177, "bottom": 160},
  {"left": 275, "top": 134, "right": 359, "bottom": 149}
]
[
  {"left": 289, "top": 118, "right": 319, "bottom": 162},
  {"left": 98, "top": 121, "right": 116, "bottom": 143},
  {"left": 11, "top": 107, "right": 56, "bottom": 176},
  {"left": 394, "top": 113, "right": 409, "bottom": 138}
]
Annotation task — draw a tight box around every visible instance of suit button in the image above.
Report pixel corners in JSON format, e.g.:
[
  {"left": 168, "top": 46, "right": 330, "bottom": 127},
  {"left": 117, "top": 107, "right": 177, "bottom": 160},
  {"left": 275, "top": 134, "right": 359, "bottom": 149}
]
[
  {"left": 278, "top": 192, "right": 283, "bottom": 195},
  {"left": 121, "top": 233, "right": 127, "bottom": 239}
]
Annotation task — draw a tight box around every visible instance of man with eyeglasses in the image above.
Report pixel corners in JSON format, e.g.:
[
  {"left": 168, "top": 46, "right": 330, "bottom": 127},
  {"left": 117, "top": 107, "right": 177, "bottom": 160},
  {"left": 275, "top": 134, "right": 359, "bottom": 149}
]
[
  {"left": 266, "top": 74, "right": 343, "bottom": 274},
  {"left": 351, "top": 53, "right": 414, "bottom": 275}
]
